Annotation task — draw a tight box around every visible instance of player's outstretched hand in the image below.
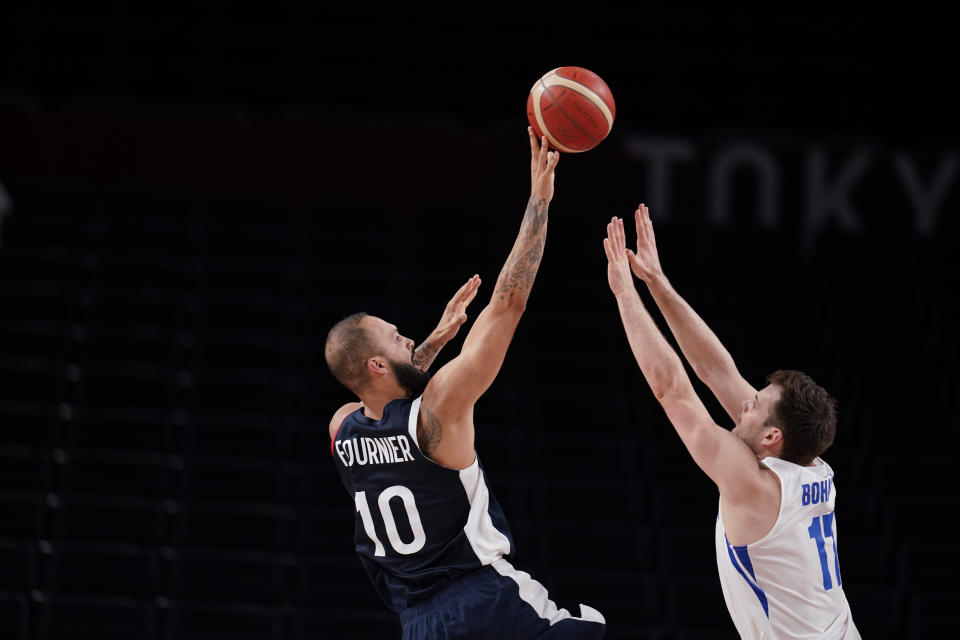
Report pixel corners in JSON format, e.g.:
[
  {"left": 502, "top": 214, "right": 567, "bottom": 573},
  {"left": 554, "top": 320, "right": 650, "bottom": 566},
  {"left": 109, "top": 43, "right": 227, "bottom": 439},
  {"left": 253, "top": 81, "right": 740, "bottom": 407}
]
[
  {"left": 433, "top": 274, "right": 482, "bottom": 343},
  {"left": 529, "top": 127, "right": 560, "bottom": 204},
  {"left": 627, "top": 203, "right": 664, "bottom": 283},
  {"left": 603, "top": 217, "right": 635, "bottom": 298}
]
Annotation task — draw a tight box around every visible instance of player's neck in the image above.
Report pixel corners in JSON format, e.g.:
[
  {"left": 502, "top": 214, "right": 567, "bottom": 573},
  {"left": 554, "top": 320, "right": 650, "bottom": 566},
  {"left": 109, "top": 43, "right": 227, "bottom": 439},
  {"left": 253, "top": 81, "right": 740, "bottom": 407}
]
[
  {"left": 359, "top": 386, "right": 409, "bottom": 421},
  {"left": 759, "top": 443, "right": 784, "bottom": 462}
]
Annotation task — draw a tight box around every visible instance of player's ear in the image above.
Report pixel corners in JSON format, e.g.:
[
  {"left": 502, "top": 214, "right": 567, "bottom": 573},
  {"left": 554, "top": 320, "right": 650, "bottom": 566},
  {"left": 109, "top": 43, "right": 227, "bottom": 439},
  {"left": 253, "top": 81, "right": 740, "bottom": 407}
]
[
  {"left": 762, "top": 426, "right": 783, "bottom": 448},
  {"left": 366, "top": 357, "right": 388, "bottom": 377}
]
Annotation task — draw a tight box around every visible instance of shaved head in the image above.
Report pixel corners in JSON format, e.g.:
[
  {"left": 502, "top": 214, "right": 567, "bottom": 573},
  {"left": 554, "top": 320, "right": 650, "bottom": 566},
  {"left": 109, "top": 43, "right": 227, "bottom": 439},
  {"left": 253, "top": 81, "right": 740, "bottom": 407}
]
[{"left": 325, "top": 312, "right": 376, "bottom": 394}]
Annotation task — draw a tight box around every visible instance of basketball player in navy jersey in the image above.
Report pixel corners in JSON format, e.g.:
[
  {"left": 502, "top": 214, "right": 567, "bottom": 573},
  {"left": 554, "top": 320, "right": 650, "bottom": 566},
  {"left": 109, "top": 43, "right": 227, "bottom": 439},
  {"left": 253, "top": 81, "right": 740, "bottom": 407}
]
[
  {"left": 602, "top": 208, "right": 860, "bottom": 639},
  {"left": 324, "top": 128, "right": 606, "bottom": 639}
]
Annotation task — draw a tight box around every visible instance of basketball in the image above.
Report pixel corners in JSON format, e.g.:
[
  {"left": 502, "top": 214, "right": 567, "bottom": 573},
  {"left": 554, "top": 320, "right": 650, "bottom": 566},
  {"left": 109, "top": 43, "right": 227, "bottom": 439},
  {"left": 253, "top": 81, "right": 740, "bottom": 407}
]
[{"left": 526, "top": 67, "right": 616, "bottom": 153}]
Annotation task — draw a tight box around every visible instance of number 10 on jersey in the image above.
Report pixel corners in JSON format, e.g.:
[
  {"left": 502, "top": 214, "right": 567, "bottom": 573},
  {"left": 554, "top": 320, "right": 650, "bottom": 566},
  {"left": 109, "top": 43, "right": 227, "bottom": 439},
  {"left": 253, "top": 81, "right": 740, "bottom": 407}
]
[{"left": 356, "top": 486, "right": 427, "bottom": 556}]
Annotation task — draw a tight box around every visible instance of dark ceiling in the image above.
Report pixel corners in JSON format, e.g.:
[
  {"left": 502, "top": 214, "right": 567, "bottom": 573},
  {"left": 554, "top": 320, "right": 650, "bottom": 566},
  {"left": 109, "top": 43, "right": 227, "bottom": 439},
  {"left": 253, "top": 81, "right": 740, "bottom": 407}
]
[{"left": 2, "top": 7, "right": 955, "bottom": 144}]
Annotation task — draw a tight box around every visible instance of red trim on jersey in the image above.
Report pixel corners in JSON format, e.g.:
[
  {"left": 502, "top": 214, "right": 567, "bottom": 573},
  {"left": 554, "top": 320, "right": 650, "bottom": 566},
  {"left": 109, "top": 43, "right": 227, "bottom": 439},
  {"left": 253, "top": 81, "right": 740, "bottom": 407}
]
[{"left": 330, "top": 413, "right": 350, "bottom": 457}]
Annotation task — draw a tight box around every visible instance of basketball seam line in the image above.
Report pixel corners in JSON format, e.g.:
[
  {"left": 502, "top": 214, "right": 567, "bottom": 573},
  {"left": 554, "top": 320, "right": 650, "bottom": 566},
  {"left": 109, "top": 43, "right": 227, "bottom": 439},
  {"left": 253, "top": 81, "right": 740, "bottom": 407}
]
[
  {"left": 530, "top": 77, "right": 576, "bottom": 153},
  {"left": 537, "top": 79, "right": 604, "bottom": 146}
]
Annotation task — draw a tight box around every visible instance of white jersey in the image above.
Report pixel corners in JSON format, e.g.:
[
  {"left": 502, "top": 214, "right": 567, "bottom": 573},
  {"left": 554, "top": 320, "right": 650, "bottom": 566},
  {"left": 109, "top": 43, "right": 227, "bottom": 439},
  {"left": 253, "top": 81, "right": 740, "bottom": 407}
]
[{"left": 714, "top": 457, "right": 861, "bottom": 639}]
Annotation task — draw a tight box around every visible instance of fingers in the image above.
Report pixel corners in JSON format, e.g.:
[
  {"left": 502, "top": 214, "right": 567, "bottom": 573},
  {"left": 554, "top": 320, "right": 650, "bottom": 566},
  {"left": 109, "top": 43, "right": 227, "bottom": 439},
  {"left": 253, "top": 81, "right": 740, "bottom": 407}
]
[
  {"left": 608, "top": 216, "right": 624, "bottom": 251},
  {"left": 605, "top": 217, "right": 629, "bottom": 256},
  {"left": 603, "top": 235, "right": 621, "bottom": 264},
  {"left": 539, "top": 134, "right": 549, "bottom": 167},
  {"left": 642, "top": 204, "right": 655, "bottom": 242},
  {"left": 452, "top": 277, "right": 471, "bottom": 299},
  {"left": 528, "top": 126, "right": 540, "bottom": 157},
  {"left": 451, "top": 279, "right": 471, "bottom": 303},
  {"left": 452, "top": 274, "right": 481, "bottom": 305},
  {"left": 461, "top": 275, "right": 481, "bottom": 307},
  {"left": 547, "top": 149, "right": 559, "bottom": 169},
  {"left": 602, "top": 236, "right": 614, "bottom": 262},
  {"left": 635, "top": 203, "right": 655, "bottom": 245}
]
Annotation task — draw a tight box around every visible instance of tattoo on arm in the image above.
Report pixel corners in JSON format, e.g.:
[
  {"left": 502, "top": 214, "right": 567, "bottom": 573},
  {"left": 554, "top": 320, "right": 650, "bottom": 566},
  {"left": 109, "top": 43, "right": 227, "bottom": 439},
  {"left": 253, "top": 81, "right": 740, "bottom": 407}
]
[
  {"left": 412, "top": 198, "right": 546, "bottom": 458},
  {"left": 417, "top": 406, "right": 443, "bottom": 456},
  {"left": 494, "top": 196, "right": 549, "bottom": 303},
  {"left": 411, "top": 338, "right": 441, "bottom": 371}
]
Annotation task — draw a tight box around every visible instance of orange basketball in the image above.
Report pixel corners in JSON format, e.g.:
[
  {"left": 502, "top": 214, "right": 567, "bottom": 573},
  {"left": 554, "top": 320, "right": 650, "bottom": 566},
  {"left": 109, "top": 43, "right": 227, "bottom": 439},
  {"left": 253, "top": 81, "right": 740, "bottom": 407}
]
[{"left": 526, "top": 67, "right": 616, "bottom": 153}]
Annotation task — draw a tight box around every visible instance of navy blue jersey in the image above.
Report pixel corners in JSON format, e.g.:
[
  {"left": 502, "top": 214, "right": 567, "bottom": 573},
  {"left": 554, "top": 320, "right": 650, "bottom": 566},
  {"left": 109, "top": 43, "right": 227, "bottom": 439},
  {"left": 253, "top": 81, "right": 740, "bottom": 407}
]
[{"left": 332, "top": 396, "right": 515, "bottom": 613}]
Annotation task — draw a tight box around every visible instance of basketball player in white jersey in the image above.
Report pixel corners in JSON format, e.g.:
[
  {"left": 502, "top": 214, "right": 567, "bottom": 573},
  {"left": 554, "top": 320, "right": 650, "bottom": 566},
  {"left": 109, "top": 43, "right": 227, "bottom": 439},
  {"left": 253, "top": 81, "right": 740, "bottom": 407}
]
[{"left": 602, "top": 207, "right": 860, "bottom": 639}]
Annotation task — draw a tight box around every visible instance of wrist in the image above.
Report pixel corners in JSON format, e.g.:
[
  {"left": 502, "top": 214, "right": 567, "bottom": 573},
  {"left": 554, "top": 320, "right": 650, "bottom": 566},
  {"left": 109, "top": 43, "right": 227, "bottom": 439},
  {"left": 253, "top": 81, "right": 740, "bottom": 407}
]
[
  {"left": 425, "top": 330, "right": 449, "bottom": 347},
  {"left": 529, "top": 193, "right": 551, "bottom": 205},
  {"left": 647, "top": 271, "right": 670, "bottom": 291}
]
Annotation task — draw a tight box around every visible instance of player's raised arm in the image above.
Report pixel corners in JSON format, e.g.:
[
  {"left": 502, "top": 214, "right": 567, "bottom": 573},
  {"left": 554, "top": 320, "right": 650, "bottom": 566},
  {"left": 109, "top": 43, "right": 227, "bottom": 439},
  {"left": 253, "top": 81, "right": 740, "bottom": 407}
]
[
  {"left": 417, "top": 128, "right": 559, "bottom": 469},
  {"left": 604, "top": 216, "right": 763, "bottom": 502},
  {"left": 626, "top": 204, "right": 756, "bottom": 423}
]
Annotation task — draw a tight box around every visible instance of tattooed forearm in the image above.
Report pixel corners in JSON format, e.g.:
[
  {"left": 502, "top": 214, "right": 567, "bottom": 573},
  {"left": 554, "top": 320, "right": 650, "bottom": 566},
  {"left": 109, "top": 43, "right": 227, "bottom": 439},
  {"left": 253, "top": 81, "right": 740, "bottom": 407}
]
[
  {"left": 417, "top": 406, "right": 443, "bottom": 456},
  {"left": 411, "top": 338, "right": 441, "bottom": 371},
  {"left": 494, "top": 196, "right": 549, "bottom": 303}
]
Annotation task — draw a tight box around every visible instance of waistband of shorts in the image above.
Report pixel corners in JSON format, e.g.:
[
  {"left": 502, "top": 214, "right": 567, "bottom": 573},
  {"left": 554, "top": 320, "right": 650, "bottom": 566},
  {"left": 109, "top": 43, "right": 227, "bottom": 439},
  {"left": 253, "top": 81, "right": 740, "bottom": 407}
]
[{"left": 399, "top": 564, "right": 499, "bottom": 623}]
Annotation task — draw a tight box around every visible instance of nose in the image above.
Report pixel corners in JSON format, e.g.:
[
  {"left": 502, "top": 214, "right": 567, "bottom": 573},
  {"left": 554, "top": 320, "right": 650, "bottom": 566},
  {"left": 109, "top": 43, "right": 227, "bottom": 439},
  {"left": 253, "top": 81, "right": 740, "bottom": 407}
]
[{"left": 406, "top": 338, "right": 415, "bottom": 350}]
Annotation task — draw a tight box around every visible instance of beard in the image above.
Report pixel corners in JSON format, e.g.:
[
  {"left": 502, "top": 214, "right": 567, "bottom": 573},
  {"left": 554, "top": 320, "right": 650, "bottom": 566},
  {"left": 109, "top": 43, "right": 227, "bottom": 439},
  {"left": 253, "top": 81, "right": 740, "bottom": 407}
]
[{"left": 389, "top": 358, "right": 432, "bottom": 398}]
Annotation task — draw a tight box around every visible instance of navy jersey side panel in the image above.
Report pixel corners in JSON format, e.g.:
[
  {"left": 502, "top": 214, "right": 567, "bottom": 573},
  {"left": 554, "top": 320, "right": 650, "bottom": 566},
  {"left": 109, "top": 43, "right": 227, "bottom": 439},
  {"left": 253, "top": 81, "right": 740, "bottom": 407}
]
[{"left": 332, "top": 396, "right": 514, "bottom": 613}]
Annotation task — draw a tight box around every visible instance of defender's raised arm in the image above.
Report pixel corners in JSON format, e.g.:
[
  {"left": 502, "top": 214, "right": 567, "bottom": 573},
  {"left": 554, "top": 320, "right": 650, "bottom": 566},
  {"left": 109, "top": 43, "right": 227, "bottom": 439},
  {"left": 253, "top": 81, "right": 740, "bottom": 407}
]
[
  {"left": 604, "top": 216, "right": 766, "bottom": 504},
  {"left": 626, "top": 204, "right": 756, "bottom": 423},
  {"left": 604, "top": 208, "right": 859, "bottom": 640}
]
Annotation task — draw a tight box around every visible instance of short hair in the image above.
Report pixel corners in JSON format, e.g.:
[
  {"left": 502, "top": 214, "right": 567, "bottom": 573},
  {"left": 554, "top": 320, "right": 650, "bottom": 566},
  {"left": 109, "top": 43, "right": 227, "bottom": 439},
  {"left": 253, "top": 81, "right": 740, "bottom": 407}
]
[
  {"left": 325, "top": 312, "right": 376, "bottom": 394},
  {"left": 764, "top": 370, "right": 837, "bottom": 466}
]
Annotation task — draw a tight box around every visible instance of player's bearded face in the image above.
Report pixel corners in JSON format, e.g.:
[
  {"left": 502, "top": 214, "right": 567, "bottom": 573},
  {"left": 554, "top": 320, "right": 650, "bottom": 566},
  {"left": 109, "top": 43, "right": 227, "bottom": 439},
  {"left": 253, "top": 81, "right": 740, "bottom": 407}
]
[{"left": 390, "top": 358, "right": 431, "bottom": 398}]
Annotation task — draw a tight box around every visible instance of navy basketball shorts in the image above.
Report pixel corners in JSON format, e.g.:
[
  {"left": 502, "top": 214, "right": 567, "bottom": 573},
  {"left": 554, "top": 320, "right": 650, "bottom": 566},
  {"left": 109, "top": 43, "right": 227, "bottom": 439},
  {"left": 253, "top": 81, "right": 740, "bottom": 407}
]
[{"left": 399, "top": 558, "right": 606, "bottom": 639}]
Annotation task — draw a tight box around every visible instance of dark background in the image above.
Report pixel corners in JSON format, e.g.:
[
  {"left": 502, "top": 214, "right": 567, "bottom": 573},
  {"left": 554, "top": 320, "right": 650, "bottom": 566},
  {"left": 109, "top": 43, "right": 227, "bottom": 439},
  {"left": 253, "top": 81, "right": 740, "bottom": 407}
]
[{"left": 1, "top": 6, "right": 958, "bottom": 639}]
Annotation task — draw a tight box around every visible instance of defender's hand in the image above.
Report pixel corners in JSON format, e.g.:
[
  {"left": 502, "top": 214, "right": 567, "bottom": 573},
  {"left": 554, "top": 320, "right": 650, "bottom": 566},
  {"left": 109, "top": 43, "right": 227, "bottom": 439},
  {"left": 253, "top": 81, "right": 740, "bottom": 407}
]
[
  {"left": 529, "top": 127, "right": 560, "bottom": 203},
  {"left": 627, "top": 203, "right": 664, "bottom": 283},
  {"left": 603, "top": 216, "right": 635, "bottom": 298}
]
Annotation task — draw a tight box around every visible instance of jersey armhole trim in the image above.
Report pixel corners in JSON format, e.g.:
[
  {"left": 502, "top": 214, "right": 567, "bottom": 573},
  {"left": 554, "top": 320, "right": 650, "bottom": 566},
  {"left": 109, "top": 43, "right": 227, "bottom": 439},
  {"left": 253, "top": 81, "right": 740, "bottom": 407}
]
[
  {"left": 330, "top": 413, "right": 351, "bottom": 457},
  {"left": 407, "top": 396, "right": 422, "bottom": 447},
  {"left": 719, "top": 462, "right": 785, "bottom": 547},
  {"left": 748, "top": 457, "right": 788, "bottom": 546},
  {"left": 407, "top": 396, "right": 478, "bottom": 472}
]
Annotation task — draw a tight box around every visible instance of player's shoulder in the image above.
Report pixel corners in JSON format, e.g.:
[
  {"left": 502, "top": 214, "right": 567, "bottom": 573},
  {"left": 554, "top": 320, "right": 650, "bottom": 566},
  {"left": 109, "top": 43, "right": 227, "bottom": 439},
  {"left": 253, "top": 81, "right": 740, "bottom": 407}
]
[
  {"left": 329, "top": 402, "right": 363, "bottom": 440},
  {"left": 724, "top": 457, "right": 783, "bottom": 508}
]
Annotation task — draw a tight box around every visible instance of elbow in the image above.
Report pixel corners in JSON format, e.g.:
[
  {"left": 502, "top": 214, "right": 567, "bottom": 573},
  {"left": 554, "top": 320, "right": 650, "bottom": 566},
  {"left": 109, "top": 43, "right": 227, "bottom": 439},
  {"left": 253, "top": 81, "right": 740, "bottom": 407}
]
[
  {"left": 693, "top": 355, "right": 737, "bottom": 387},
  {"left": 651, "top": 373, "right": 686, "bottom": 404},
  {"left": 692, "top": 363, "right": 722, "bottom": 387},
  {"left": 490, "top": 292, "right": 527, "bottom": 317},
  {"left": 508, "top": 297, "right": 527, "bottom": 315}
]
